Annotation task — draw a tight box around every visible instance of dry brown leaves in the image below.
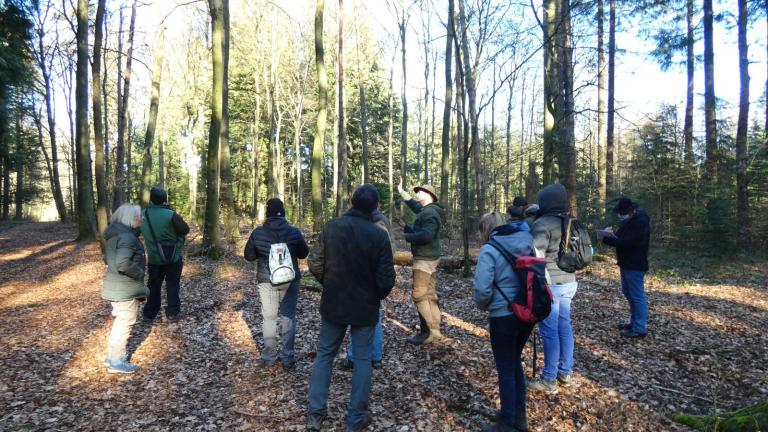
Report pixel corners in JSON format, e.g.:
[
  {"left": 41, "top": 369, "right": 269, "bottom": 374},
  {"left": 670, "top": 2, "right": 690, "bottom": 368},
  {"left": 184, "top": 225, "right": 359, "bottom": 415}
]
[{"left": 1, "top": 222, "right": 766, "bottom": 431}]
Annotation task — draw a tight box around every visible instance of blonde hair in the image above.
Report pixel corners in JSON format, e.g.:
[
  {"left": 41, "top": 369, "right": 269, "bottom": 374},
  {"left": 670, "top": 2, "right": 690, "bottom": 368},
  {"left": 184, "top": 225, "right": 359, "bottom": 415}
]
[
  {"left": 111, "top": 204, "right": 142, "bottom": 228},
  {"left": 478, "top": 212, "right": 505, "bottom": 243}
]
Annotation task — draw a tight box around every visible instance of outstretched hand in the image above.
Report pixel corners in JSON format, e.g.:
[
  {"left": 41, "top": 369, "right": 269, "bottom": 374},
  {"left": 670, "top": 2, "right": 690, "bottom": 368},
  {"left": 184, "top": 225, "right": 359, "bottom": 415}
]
[{"left": 397, "top": 177, "right": 404, "bottom": 194}]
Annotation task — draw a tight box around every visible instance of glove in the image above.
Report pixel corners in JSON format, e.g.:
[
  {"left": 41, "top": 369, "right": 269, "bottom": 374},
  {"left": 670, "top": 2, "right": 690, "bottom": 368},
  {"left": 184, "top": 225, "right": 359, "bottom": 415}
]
[{"left": 404, "top": 224, "right": 414, "bottom": 234}]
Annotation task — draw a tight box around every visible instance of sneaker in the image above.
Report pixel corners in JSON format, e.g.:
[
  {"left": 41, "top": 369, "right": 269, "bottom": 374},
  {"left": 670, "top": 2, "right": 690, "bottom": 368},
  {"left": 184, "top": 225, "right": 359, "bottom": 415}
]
[
  {"left": 306, "top": 413, "right": 325, "bottom": 431},
  {"left": 339, "top": 358, "right": 354, "bottom": 371},
  {"left": 528, "top": 378, "right": 559, "bottom": 395},
  {"left": 616, "top": 323, "right": 632, "bottom": 331},
  {"left": 166, "top": 313, "right": 183, "bottom": 323},
  {"left": 107, "top": 360, "right": 139, "bottom": 374},
  {"left": 372, "top": 360, "right": 383, "bottom": 370},
  {"left": 621, "top": 330, "right": 647, "bottom": 338},
  {"left": 103, "top": 355, "right": 128, "bottom": 367},
  {"left": 557, "top": 373, "right": 573, "bottom": 387},
  {"left": 257, "top": 359, "right": 276, "bottom": 370},
  {"left": 346, "top": 416, "right": 371, "bottom": 432}
]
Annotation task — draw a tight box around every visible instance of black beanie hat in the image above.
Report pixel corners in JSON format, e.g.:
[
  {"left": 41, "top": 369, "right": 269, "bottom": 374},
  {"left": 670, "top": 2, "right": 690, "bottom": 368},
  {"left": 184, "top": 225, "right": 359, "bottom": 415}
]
[
  {"left": 150, "top": 186, "right": 168, "bottom": 205},
  {"left": 512, "top": 196, "right": 528, "bottom": 207},
  {"left": 351, "top": 184, "right": 379, "bottom": 213},
  {"left": 266, "top": 198, "right": 285, "bottom": 217},
  {"left": 612, "top": 197, "right": 637, "bottom": 214},
  {"left": 507, "top": 204, "right": 526, "bottom": 220}
]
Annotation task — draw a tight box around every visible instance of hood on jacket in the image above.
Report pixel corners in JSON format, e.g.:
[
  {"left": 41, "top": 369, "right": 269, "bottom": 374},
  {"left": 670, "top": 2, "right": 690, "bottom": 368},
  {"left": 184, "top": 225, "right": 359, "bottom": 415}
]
[
  {"left": 489, "top": 227, "right": 534, "bottom": 257},
  {"left": 104, "top": 221, "right": 138, "bottom": 241},
  {"left": 537, "top": 184, "right": 568, "bottom": 216},
  {"left": 263, "top": 216, "right": 288, "bottom": 230},
  {"left": 426, "top": 202, "right": 447, "bottom": 221}
]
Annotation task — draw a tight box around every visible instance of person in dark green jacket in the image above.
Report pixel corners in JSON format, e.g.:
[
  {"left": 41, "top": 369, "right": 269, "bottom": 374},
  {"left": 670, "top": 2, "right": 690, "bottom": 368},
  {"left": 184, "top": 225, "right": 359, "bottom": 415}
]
[
  {"left": 141, "top": 187, "right": 189, "bottom": 323},
  {"left": 398, "top": 177, "right": 446, "bottom": 345},
  {"left": 102, "top": 204, "right": 148, "bottom": 374}
]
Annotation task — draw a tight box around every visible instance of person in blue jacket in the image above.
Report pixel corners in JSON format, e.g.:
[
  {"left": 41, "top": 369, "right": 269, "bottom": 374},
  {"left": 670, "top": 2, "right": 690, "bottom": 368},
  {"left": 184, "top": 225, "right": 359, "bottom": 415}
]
[{"left": 473, "top": 211, "right": 535, "bottom": 432}]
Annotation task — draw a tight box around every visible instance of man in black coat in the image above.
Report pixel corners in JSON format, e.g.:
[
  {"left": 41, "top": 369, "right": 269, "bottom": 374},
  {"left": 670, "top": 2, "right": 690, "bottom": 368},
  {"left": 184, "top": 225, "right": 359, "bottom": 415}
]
[
  {"left": 600, "top": 197, "right": 651, "bottom": 338},
  {"left": 244, "top": 198, "right": 309, "bottom": 369},
  {"left": 306, "top": 184, "right": 396, "bottom": 432}
]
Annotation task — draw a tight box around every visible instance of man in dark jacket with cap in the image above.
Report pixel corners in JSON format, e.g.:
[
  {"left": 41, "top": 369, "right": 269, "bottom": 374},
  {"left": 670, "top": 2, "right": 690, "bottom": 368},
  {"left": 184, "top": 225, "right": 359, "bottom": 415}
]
[
  {"left": 306, "top": 184, "right": 395, "bottom": 432},
  {"left": 398, "top": 177, "right": 446, "bottom": 345},
  {"left": 244, "top": 198, "right": 309, "bottom": 369},
  {"left": 600, "top": 197, "right": 651, "bottom": 338},
  {"left": 528, "top": 184, "right": 577, "bottom": 395},
  {"left": 141, "top": 187, "right": 190, "bottom": 323}
]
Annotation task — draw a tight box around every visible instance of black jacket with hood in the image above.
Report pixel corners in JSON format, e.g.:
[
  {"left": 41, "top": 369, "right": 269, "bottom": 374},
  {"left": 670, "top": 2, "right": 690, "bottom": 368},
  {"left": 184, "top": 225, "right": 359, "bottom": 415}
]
[
  {"left": 602, "top": 210, "right": 650, "bottom": 272},
  {"left": 244, "top": 217, "right": 309, "bottom": 283},
  {"left": 531, "top": 184, "right": 577, "bottom": 285}
]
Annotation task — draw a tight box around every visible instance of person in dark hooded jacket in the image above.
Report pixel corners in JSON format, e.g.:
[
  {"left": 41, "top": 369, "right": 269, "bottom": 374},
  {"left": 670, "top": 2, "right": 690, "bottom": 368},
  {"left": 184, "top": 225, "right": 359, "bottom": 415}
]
[
  {"left": 600, "top": 197, "right": 650, "bottom": 338},
  {"left": 528, "top": 184, "right": 577, "bottom": 395},
  {"left": 244, "top": 197, "right": 309, "bottom": 369}
]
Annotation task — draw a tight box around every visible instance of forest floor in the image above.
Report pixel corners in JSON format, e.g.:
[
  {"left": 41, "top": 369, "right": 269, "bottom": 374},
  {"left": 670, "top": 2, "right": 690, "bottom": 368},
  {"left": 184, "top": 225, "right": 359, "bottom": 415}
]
[{"left": 1, "top": 221, "right": 767, "bottom": 431}]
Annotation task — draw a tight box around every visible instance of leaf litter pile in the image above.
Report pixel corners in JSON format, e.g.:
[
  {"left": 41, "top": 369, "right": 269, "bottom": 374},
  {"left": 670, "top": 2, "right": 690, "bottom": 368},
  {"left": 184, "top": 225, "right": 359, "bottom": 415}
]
[{"left": 1, "top": 222, "right": 766, "bottom": 431}]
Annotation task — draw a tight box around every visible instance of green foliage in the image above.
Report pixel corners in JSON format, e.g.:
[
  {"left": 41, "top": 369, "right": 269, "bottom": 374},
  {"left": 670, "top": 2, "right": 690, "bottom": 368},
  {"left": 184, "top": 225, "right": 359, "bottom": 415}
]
[{"left": 672, "top": 400, "right": 768, "bottom": 431}]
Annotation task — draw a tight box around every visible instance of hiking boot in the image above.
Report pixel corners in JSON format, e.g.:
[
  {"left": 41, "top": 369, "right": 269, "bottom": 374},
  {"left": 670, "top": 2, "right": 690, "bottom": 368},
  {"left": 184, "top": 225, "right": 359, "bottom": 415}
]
[
  {"left": 514, "top": 409, "right": 529, "bottom": 431},
  {"left": 346, "top": 416, "right": 371, "bottom": 432},
  {"left": 407, "top": 331, "right": 430, "bottom": 345},
  {"left": 166, "top": 313, "right": 183, "bottom": 323},
  {"left": 281, "top": 357, "right": 296, "bottom": 370},
  {"left": 616, "top": 323, "right": 631, "bottom": 331},
  {"left": 256, "top": 359, "right": 276, "bottom": 370},
  {"left": 528, "top": 378, "right": 559, "bottom": 395},
  {"left": 107, "top": 360, "right": 139, "bottom": 374},
  {"left": 306, "top": 413, "right": 325, "bottom": 431},
  {"left": 557, "top": 373, "right": 573, "bottom": 387},
  {"left": 372, "top": 360, "right": 383, "bottom": 370},
  {"left": 621, "top": 330, "right": 647, "bottom": 338},
  {"left": 339, "top": 358, "right": 354, "bottom": 371}
]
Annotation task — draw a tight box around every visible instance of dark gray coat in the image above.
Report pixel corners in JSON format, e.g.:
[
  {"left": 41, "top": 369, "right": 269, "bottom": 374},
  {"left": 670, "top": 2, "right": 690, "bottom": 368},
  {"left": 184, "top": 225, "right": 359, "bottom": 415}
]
[
  {"left": 101, "top": 222, "right": 149, "bottom": 302},
  {"left": 531, "top": 184, "right": 576, "bottom": 285}
]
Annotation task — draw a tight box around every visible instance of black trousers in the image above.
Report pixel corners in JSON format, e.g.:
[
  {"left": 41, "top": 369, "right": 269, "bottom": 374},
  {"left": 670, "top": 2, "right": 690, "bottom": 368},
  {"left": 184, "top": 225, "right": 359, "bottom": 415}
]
[{"left": 143, "top": 259, "right": 183, "bottom": 319}]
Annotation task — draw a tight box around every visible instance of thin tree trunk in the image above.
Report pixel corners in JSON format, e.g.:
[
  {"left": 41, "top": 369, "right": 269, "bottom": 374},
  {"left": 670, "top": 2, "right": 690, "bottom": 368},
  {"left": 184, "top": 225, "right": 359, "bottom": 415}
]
[
  {"left": 703, "top": 0, "right": 718, "bottom": 184},
  {"left": 251, "top": 68, "right": 261, "bottom": 221},
  {"left": 684, "top": 0, "right": 694, "bottom": 165},
  {"left": 542, "top": 0, "right": 558, "bottom": 185},
  {"left": 606, "top": 0, "right": 616, "bottom": 199},
  {"left": 388, "top": 61, "right": 395, "bottom": 217},
  {"left": 399, "top": 12, "right": 408, "bottom": 216},
  {"left": 735, "top": 0, "right": 749, "bottom": 229},
  {"left": 103, "top": 15, "right": 110, "bottom": 207},
  {"left": 92, "top": 0, "right": 107, "bottom": 241},
  {"left": 440, "top": 0, "right": 454, "bottom": 206},
  {"left": 219, "top": 0, "right": 238, "bottom": 243},
  {"left": 336, "top": 0, "right": 348, "bottom": 217},
  {"left": 113, "top": 2, "right": 136, "bottom": 210},
  {"left": 597, "top": 0, "right": 607, "bottom": 217},
  {"left": 505, "top": 78, "right": 513, "bottom": 207},
  {"left": 13, "top": 102, "right": 22, "bottom": 220},
  {"left": 140, "top": 31, "right": 164, "bottom": 208},
  {"left": 452, "top": 9, "right": 470, "bottom": 277},
  {"left": 75, "top": 0, "right": 96, "bottom": 241},
  {"left": 203, "top": 0, "right": 225, "bottom": 255},
  {"left": 34, "top": 109, "right": 56, "bottom": 214},
  {"left": 558, "top": 0, "right": 577, "bottom": 214},
  {"left": 312, "top": 0, "right": 328, "bottom": 232},
  {"left": 159, "top": 138, "right": 165, "bottom": 187}
]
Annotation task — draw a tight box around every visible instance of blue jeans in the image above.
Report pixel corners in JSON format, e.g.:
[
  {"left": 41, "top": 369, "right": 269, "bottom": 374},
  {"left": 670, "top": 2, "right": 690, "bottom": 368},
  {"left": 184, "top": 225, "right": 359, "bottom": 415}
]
[
  {"left": 539, "top": 281, "right": 577, "bottom": 382},
  {"left": 144, "top": 260, "right": 183, "bottom": 318},
  {"left": 490, "top": 314, "right": 534, "bottom": 427},
  {"left": 347, "top": 308, "right": 383, "bottom": 362},
  {"left": 620, "top": 268, "right": 648, "bottom": 334},
  {"left": 307, "top": 318, "right": 375, "bottom": 429}
]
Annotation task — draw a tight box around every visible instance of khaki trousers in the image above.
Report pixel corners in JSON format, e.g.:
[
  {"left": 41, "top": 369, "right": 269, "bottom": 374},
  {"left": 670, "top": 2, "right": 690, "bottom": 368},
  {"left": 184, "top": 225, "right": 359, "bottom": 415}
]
[{"left": 412, "top": 259, "right": 441, "bottom": 335}]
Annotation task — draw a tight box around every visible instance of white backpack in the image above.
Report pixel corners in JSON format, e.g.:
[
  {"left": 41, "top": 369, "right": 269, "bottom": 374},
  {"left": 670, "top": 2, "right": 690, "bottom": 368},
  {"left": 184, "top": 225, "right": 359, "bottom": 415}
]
[{"left": 268, "top": 238, "right": 295, "bottom": 285}]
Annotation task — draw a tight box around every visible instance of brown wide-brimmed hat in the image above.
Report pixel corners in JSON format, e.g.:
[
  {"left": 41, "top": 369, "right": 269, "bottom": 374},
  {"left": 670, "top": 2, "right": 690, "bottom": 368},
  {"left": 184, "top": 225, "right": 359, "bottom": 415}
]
[{"left": 413, "top": 184, "right": 438, "bottom": 202}]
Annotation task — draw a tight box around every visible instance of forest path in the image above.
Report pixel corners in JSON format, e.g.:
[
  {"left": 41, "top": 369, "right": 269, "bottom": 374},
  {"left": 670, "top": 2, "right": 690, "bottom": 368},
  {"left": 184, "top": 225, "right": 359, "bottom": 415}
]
[{"left": 1, "top": 222, "right": 765, "bottom": 431}]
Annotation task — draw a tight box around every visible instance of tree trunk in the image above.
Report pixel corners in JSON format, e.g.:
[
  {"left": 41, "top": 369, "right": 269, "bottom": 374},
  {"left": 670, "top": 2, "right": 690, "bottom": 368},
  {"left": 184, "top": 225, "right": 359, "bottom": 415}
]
[
  {"left": 440, "top": 0, "right": 454, "bottom": 206},
  {"left": 388, "top": 61, "right": 395, "bottom": 217},
  {"left": 542, "top": 0, "right": 558, "bottom": 185},
  {"left": 34, "top": 109, "right": 57, "bottom": 216},
  {"left": 597, "top": 0, "right": 607, "bottom": 217},
  {"left": 558, "top": 0, "right": 577, "bottom": 214},
  {"left": 312, "top": 0, "right": 328, "bottom": 232},
  {"left": 505, "top": 78, "right": 513, "bottom": 207},
  {"left": 457, "top": 0, "right": 484, "bottom": 215},
  {"left": 219, "top": 0, "right": 238, "bottom": 243},
  {"left": 159, "top": 138, "right": 165, "bottom": 187},
  {"left": 703, "top": 0, "right": 718, "bottom": 184},
  {"left": 13, "top": 103, "right": 22, "bottom": 220},
  {"left": 35, "top": 3, "right": 68, "bottom": 223},
  {"left": 113, "top": 1, "right": 136, "bottom": 210},
  {"left": 203, "top": 0, "right": 225, "bottom": 255},
  {"left": 684, "top": 0, "right": 694, "bottom": 165},
  {"left": 92, "top": 0, "right": 107, "bottom": 241},
  {"left": 140, "top": 31, "right": 164, "bottom": 208},
  {"left": 75, "top": 0, "right": 96, "bottom": 241},
  {"left": 359, "top": 83, "right": 369, "bottom": 184},
  {"left": 335, "top": 0, "right": 348, "bottom": 217},
  {"left": 251, "top": 68, "right": 261, "bottom": 221},
  {"left": 606, "top": 0, "right": 616, "bottom": 199},
  {"left": 735, "top": 0, "right": 749, "bottom": 229},
  {"left": 399, "top": 10, "right": 409, "bottom": 217},
  {"left": 452, "top": 10, "right": 470, "bottom": 277}
]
